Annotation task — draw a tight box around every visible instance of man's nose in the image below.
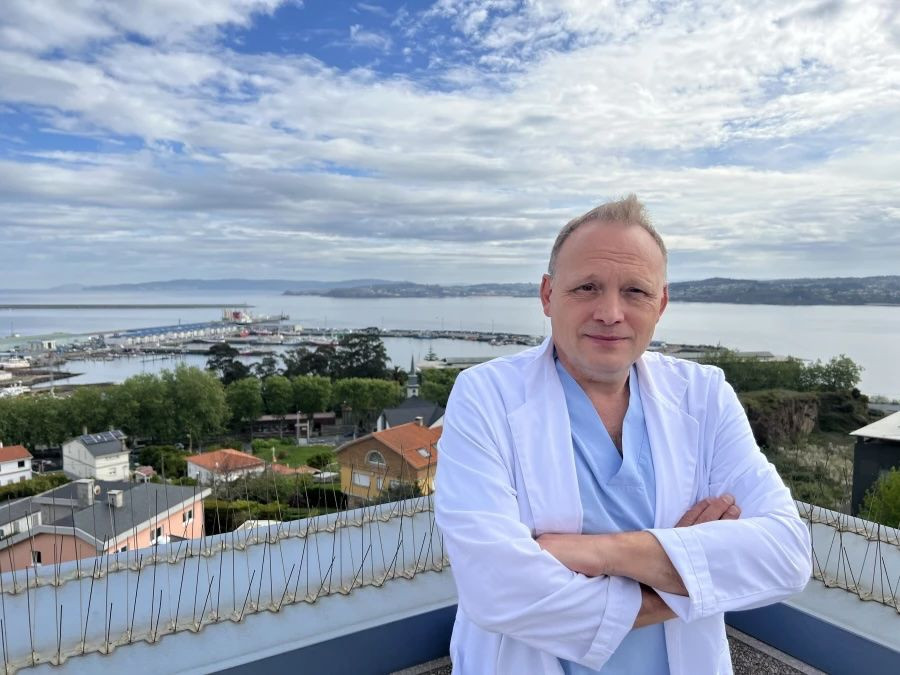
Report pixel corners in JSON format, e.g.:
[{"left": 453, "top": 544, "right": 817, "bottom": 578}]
[{"left": 592, "top": 292, "right": 624, "bottom": 324}]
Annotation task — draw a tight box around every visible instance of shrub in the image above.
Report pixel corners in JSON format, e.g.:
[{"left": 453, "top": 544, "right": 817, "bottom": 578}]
[{"left": 860, "top": 468, "right": 900, "bottom": 528}]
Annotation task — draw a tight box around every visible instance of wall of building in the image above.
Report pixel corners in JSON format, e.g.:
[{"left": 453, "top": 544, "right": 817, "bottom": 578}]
[
  {"left": 93, "top": 452, "right": 130, "bottom": 481},
  {"left": 0, "top": 457, "right": 32, "bottom": 485},
  {"left": 1, "top": 532, "right": 97, "bottom": 572},
  {"left": 338, "top": 438, "right": 419, "bottom": 501},
  {"left": 0, "top": 500, "right": 204, "bottom": 572}
]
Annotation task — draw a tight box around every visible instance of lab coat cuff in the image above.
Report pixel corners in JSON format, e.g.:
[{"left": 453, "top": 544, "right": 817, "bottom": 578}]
[
  {"left": 647, "top": 527, "right": 715, "bottom": 622},
  {"left": 582, "top": 575, "right": 642, "bottom": 668}
]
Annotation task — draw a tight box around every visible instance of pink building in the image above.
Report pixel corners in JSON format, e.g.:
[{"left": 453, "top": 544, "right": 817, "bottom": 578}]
[{"left": 0, "top": 479, "right": 210, "bottom": 572}]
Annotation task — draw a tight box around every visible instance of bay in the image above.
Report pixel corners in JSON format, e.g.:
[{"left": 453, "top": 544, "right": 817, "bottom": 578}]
[{"left": 2, "top": 290, "right": 897, "bottom": 399}]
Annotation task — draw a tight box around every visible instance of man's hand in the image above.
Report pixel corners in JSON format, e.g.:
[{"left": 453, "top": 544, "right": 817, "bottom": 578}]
[
  {"left": 676, "top": 494, "right": 741, "bottom": 527},
  {"left": 536, "top": 495, "right": 742, "bottom": 592}
]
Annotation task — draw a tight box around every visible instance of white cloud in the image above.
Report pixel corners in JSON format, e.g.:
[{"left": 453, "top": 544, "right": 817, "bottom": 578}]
[{"left": 0, "top": 0, "right": 897, "bottom": 287}]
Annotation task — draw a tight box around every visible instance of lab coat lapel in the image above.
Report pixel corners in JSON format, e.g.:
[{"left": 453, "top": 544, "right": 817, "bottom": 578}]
[
  {"left": 636, "top": 355, "right": 700, "bottom": 528},
  {"left": 507, "top": 338, "right": 583, "bottom": 535}
]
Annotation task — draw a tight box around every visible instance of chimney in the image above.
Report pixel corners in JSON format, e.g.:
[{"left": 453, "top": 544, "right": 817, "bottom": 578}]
[
  {"left": 414, "top": 416, "right": 424, "bottom": 427},
  {"left": 82, "top": 425, "right": 88, "bottom": 435},
  {"left": 74, "top": 479, "right": 95, "bottom": 508},
  {"left": 107, "top": 489, "right": 124, "bottom": 509}
]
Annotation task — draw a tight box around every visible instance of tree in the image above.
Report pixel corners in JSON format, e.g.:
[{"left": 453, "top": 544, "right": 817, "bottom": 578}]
[
  {"left": 860, "top": 468, "right": 900, "bottom": 528},
  {"left": 64, "top": 387, "right": 112, "bottom": 435},
  {"left": 262, "top": 375, "right": 293, "bottom": 416},
  {"left": 282, "top": 346, "right": 334, "bottom": 378},
  {"left": 292, "top": 375, "right": 332, "bottom": 414},
  {"left": 114, "top": 373, "right": 176, "bottom": 442},
  {"left": 332, "top": 378, "right": 403, "bottom": 430},
  {"left": 332, "top": 333, "right": 390, "bottom": 380},
  {"left": 420, "top": 368, "right": 462, "bottom": 407},
  {"left": 163, "top": 365, "right": 228, "bottom": 448},
  {"left": 226, "top": 377, "right": 264, "bottom": 433},
  {"left": 253, "top": 355, "right": 280, "bottom": 379},
  {"left": 261, "top": 374, "right": 293, "bottom": 437},
  {"left": 308, "top": 451, "right": 336, "bottom": 470},
  {"left": 139, "top": 445, "right": 189, "bottom": 479},
  {"left": 206, "top": 343, "right": 250, "bottom": 385}
]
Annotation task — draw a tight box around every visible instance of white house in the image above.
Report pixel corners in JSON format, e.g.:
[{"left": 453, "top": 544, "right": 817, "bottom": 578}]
[
  {"left": 62, "top": 430, "right": 130, "bottom": 481},
  {"left": 0, "top": 444, "right": 33, "bottom": 485},
  {"left": 186, "top": 448, "right": 265, "bottom": 484}
]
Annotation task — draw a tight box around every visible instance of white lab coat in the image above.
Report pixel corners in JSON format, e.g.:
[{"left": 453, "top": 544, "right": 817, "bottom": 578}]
[{"left": 435, "top": 337, "right": 811, "bottom": 674}]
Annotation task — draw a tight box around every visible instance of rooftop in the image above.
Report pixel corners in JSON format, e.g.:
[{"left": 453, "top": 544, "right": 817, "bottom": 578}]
[
  {"left": 343, "top": 422, "right": 442, "bottom": 470},
  {"left": 0, "top": 444, "right": 32, "bottom": 462},
  {"left": 187, "top": 448, "right": 266, "bottom": 473},
  {"left": 850, "top": 410, "right": 900, "bottom": 442},
  {"left": 70, "top": 429, "right": 128, "bottom": 457}
]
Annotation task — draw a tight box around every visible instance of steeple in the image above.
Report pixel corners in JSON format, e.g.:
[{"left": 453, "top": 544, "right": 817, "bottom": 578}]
[{"left": 406, "top": 355, "right": 420, "bottom": 398}]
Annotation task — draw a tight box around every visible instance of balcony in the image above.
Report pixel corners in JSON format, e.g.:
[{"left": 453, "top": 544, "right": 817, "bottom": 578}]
[{"left": 0, "top": 498, "right": 897, "bottom": 674}]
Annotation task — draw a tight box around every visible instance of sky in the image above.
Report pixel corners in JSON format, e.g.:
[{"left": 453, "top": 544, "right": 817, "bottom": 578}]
[{"left": 0, "top": 0, "right": 898, "bottom": 288}]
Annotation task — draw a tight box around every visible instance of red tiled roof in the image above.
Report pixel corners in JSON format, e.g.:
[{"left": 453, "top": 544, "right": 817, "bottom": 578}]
[
  {"left": 186, "top": 448, "right": 265, "bottom": 473},
  {"left": 271, "top": 463, "right": 319, "bottom": 476},
  {"left": 338, "top": 423, "right": 441, "bottom": 471},
  {"left": 0, "top": 445, "right": 32, "bottom": 462}
]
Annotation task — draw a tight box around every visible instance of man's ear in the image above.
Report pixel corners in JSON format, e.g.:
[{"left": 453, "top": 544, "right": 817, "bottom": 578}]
[
  {"left": 658, "top": 283, "right": 669, "bottom": 319},
  {"left": 540, "top": 274, "right": 553, "bottom": 317}
]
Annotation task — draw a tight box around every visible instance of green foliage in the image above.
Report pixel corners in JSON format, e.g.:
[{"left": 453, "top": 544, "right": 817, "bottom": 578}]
[
  {"left": 138, "top": 445, "right": 189, "bottom": 479},
  {"left": 249, "top": 440, "right": 335, "bottom": 468},
  {"left": 206, "top": 343, "right": 250, "bottom": 385},
  {"left": 292, "top": 375, "right": 332, "bottom": 414},
  {"left": 307, "top": 451, "right": 336, "bottom": 470},
  {"left": 113, "top": 373, "right": 176, "bottom": 441},
  {"left": 225, "top": 377, "right": 263, "bottom": 430},
  {"left": 163, "top": 365, "right": 229, "bottom": 445},
  {"left": 253, "top": 355, "right": 280, "bottom": 379},
  {"left": 0, "top": 473, "right": 69, "bottom": 501},
  {"left": 699, "top": 351, "right": 862, "bottom": 393},
  {"left": 332, "top": 378, "right": 403, "bottom": 429},
  {"left": 282, "top": 346, "right": 333, "bottom": 378},
  {"left": 420, "top": 368, "right": 461, "bottom": 407},
  {"left": 373, "top": 481, "right": 423, "bottom": 504},
  {"left": 261, "top": 375, "right": 293, "bottom": 416},
  {"left": 860, "top": 468, "right": 900, "bottom": 528},
  {"left": 332, "top": 333, "right": 390, "bottom": 379}
]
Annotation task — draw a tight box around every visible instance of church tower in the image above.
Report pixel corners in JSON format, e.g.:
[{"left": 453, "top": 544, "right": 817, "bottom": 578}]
[{"left": 406, "top": 355, "right": 420, "bottom": 398}]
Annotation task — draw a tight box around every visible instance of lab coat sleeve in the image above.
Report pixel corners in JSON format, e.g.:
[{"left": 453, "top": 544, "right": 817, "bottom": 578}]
[
  {"left": 648, "top": 369, "right": 812, "bottom": 622},
  {"left": 435, "top": 369, "right": 642, "bottom": 669}
]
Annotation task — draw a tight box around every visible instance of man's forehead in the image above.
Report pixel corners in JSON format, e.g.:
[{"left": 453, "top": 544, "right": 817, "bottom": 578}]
[{"left": 557, "top": 221, "right": 666, "bottom": 273}]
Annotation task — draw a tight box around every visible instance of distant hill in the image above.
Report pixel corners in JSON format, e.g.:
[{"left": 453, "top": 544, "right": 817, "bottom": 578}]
[
  {"left": 81, "top": 278, "right": 398, "bottom": 293},
  {"left": 668, "top": 276, "right": 900, "bottom": 305},
  {"left": 285, "top": 276, "right": 900, "bottom": 305},
  {"left": 284, "top": 282, "right": 539, "bottom": 298}
]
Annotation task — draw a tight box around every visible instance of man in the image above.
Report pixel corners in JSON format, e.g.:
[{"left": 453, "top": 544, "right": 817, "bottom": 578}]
[{"left": 434, "top": 195, "right": 811, "bottom": 674}]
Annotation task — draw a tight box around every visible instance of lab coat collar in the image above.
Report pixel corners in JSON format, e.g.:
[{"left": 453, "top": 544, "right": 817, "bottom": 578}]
[{"left": 506, "top": 336, "right": 700, "bottom": 534}]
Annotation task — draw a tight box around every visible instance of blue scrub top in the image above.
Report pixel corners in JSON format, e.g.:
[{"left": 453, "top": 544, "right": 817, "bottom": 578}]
[{"left": 555, "top": 358, "right": 670, "bottom": 675}]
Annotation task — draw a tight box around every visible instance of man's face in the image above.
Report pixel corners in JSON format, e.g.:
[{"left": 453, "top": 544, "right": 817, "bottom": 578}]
[{"left": 540, "top": 221, "right": 668, "bottom": 388}]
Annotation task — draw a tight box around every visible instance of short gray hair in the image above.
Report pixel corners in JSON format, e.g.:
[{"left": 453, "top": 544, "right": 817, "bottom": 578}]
[{"left": 547, "top": 194, "right": 667, "bottom": 276}]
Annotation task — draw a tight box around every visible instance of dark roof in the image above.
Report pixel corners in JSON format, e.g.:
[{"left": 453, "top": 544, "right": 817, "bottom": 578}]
[
  {"left": 381, "top": 396, "right": 444, "bottom": 428},
  {"left": 0, "top": 498, "right": 40, "bottom": 526},
  {"left": 51, "top": 482, "right": 205, "bottom": 543},
  {"left": 72, "top": 430, "right": 127, "bottom": 457}
]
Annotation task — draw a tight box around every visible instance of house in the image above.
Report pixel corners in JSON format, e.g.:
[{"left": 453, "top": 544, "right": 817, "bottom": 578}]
[
  {"left": 336, "top": 421, "right": 441, "bottom": 507},
  {"left": 850, "top": 411, "right": 900, "bottom": 514},
  {"left": 270, "top": 463, "right": 319, "bottom": 477},
  {"left": 186, "top": 448, "right": 266, "bottom": 484},
  {"left": 0, "top": 478, "right": 210, "bottom": 572},
  {"left": 133, "top": 465, "right": 157, "bottom": 483},
  {"left": 251, "top": 412, "right": 337, "bottom": 439},
  {"left": 376, "top": 395, "right": 444, "bottom": 431},
  {"left": 62, "top": 430, "right": 130, "bottom": 481},
  {"left": 0, "top": 443, "right": 33, "bottom": 485}
]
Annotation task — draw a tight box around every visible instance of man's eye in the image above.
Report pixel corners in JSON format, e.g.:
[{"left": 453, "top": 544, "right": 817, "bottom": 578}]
[
  {"left": 626, "top": 288, "right": 647, "bottom": 295},
  {"left": 575, "top": 284, "right": 596, "bottom": 292}
]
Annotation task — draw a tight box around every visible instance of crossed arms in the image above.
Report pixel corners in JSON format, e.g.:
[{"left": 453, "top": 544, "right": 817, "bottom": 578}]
[{"left": 537, "top": 495, "right": 741, "bottom": 628}]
